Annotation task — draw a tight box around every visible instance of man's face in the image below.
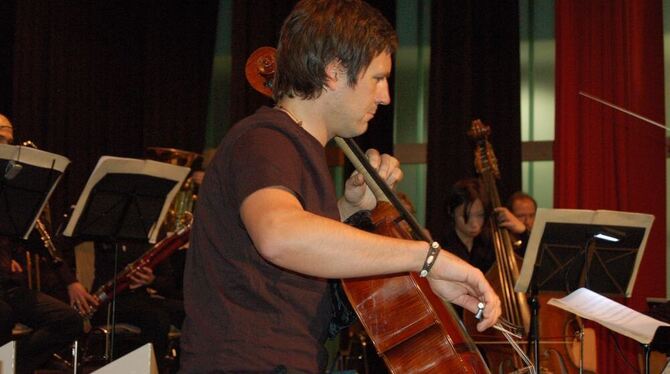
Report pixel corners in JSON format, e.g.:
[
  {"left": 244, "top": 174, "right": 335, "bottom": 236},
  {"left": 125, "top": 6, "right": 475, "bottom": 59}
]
[
  {"left": 512, "top": 198, "right": 536, "bottom": 231},
  {"left": 325, "top": 52, "right": 392, "bottom": 139},
  {"left": 0, "top": 116, "right": 14, "bottom": 145}
]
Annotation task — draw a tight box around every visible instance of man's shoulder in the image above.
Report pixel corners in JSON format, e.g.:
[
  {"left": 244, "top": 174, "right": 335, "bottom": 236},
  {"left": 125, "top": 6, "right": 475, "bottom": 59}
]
[{"left": 230, "top": 106, "right": 294, "bottom": 134}]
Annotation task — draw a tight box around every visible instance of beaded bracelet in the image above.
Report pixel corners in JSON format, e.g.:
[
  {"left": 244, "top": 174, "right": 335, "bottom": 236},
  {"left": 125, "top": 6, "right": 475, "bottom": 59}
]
[{"left": 419, "top": 241, "right": 440, "bottom": 278}]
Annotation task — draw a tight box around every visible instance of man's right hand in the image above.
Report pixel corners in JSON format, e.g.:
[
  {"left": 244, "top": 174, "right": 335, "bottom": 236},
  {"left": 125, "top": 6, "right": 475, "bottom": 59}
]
[
  {"left": 494, "top": 207, "right": 526, "bottom": 234},
  {"left": 426, "top": 250, "right": 501, "bottom": 331}
]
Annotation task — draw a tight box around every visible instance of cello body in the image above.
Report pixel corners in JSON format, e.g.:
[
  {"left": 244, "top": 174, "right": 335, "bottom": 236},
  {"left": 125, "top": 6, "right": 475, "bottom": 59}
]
[{"left": 342, "top": 202, "right": 490, "bottom": 373}]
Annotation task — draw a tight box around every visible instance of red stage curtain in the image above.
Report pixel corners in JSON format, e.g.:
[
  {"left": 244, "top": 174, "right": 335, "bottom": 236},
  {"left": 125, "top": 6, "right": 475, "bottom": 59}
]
[{"left": 555, "top": 1, "right": 666, "bottom": 373}]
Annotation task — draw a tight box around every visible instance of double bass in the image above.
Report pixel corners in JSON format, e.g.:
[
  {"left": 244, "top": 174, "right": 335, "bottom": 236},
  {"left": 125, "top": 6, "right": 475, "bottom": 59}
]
[
  {"left": 247, "top": 47, "right": 492, "bottom": 373},
  {"left": 463, "top": 120, "right": 582, "bottom": 374}
]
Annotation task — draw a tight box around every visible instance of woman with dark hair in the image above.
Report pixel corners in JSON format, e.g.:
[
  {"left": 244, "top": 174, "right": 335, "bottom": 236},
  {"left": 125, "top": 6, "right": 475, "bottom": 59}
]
[{"left": 443, "top": 178, "right": 495, "bottom": 274}]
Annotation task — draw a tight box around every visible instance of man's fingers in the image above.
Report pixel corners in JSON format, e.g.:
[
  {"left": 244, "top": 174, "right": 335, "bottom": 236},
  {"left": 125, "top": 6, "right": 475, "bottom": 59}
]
[{"left": 365, "top": 149, "right": 381, "bottom": 168}]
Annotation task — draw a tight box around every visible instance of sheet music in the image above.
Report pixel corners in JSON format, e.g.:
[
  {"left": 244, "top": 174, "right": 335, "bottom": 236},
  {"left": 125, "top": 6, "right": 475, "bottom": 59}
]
[
  {"left": 63, "top": 156, "right": 190, "bottom": 243},
  {"left": 548, "top": 288, "right": 669, "bottom": 344}
]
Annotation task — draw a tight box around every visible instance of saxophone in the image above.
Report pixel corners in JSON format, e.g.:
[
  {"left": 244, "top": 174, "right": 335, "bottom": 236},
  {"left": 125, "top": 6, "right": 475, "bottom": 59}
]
[{"left": 145, "top": 147, "right": 202, "bottom": 233}]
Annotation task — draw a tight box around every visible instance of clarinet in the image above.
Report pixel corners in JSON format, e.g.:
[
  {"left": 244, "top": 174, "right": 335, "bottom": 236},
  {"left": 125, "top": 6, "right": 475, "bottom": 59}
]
[
  {"left": 20, "top": 140, "right": 65, "bottom": 265},
  {"left": 83, "top": 219, "right": 192, "bottom": 318},
  {"left": 33, "top": 215, "right": 64, "bottom": 264}
]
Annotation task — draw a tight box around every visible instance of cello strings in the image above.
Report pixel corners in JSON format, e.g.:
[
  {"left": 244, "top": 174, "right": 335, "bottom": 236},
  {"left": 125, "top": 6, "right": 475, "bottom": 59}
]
[
  {"left": 494, "top": 319, "right": 523, "bottom": 338},
  {"left": 493, "top": 320, "right": 537, "bottom": 374}
]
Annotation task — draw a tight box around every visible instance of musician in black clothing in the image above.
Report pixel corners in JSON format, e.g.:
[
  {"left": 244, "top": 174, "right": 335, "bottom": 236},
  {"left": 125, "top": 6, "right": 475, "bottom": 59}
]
[
  {"left": 494, "top": 191, "right": 537, "bottom": 256},
  {"left": 90, "top": 239, "right": 185, "bottom": 369},
  {"left": 442, "top": 178, "right": 495, "bottom": 274},
  {"left": 442, "top": 179, "right": 529, "bottom": 273},
  {"left": 0, "top": 238, "right": 89, "bottom": 374},
  {"left": 0, "top": 113, "right": 95, "bottom": 374}
]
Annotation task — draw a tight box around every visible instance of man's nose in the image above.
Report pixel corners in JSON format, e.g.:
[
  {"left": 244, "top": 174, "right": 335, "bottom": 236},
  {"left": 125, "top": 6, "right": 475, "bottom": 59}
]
[{"left": 377, "top": 83, "right": 391, "bottom": 106}]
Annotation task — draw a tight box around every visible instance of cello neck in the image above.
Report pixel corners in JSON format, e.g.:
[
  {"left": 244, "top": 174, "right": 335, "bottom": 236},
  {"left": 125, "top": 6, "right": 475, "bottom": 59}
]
[{"left": 334, "top": 137, "right": 430, "bottom": 243}]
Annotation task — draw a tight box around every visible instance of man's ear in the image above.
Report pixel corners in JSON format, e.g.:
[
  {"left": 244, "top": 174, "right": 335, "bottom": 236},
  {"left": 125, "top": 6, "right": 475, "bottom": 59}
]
[{"left": 324, "top": 60, "right": 344, "bottom": 90}]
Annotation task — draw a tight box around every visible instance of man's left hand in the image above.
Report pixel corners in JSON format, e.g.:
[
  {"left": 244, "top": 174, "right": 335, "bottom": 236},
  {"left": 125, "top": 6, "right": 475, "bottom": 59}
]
[{"left": 339, "top": 149, "right": 403, "bottom": 218}]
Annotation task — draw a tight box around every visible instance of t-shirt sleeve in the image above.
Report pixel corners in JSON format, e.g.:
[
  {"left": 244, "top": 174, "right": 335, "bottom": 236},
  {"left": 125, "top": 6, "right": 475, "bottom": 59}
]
[{"left": 229, "top": 126, "right": 304, "bottom": 209}]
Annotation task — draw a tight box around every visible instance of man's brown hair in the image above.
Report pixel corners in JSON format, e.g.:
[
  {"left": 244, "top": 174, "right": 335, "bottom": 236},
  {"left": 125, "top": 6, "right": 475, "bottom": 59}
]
[{"left": 273, "top": 0, "right": 398, "bottom": 101}]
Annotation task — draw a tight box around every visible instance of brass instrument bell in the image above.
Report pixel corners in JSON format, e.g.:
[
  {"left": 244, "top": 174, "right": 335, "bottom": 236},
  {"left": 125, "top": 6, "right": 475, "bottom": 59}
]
[{"left": 145, "top": 147, "right": 202, "bottom": 232}]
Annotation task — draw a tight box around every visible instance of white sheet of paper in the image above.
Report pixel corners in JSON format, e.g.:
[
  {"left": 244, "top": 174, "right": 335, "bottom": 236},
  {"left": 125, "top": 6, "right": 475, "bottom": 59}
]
[{"left": 548, "top": 288, "right": 669, "bottom": 344}]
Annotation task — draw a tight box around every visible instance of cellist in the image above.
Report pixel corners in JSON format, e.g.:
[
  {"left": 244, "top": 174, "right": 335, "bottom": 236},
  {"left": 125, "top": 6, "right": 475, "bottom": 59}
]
[{"left": 179, "top": 0, "right": 501, "bottom": 372}]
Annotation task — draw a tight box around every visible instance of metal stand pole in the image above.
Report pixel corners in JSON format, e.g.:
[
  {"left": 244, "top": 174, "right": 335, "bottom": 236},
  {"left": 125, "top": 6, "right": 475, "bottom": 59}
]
[{"left": 643, "top": 344, "right": 651, "bottom": 374}]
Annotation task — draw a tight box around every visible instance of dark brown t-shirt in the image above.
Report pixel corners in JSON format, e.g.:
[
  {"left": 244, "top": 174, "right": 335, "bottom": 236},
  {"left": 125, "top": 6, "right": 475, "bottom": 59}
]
[{"left": 180, "top": 107, "right": 340, "bottom": 373}]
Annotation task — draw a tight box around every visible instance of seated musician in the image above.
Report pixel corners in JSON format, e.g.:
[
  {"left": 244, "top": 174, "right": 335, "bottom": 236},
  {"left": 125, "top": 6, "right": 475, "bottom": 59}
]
[
  {"left": 443, "top": 179, "right": 529, "bottom": 272},
  {"left": 494, "top": 191, "right": 537, "bottom": 256},
  {"left": 507, "top": 191, "right": 537, "bottom": 232},
  {"left": 442, "top": 178, "right": 496, "bottom": 274},
  {"left": 90, "top": 238, "right": 185, "bottom": 370},
  {"left": 0, "top": 113, "right": 95, "bottom": 374}
]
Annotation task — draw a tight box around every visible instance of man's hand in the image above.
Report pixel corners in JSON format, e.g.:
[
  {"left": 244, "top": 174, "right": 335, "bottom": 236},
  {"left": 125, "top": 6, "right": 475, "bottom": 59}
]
[
  {"left": 339, "top": 149, "right": 403, "bottom": 219},
  {"left": 494, "top": 207, "right": 526, "bottom": 234},
  {"left": 128, "top": 266, "right": 156, "bottom": 289},
  {"left": 426, "top": 250, "right": 501, "bottom": 331},
  {"left": 68, "top": 281, "right": 99, "bottom": 315}
]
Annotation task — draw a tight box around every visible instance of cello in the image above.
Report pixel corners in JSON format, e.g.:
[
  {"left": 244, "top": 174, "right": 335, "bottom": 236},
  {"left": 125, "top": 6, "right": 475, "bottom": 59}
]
[
  {"left": 463, "top": 119, "right": 582, "bottom": 374},
  {"left": 246, "top": 47, "right": 493, "bottom": 373}
]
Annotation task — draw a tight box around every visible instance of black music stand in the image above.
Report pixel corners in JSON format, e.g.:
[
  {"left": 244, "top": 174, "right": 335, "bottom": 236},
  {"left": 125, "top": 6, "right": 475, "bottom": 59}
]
[
  {"left": 514, "top": 208, "right": 654, "bottom": 373},
  {"left": 649, "top": 326, "right": 670, "bottom": 355},
  {"left": 0, "top": 144, "right": 70, "bottom": 239},
  {"left": 63, "top": 156, "right": 190, "bottom": 361}
]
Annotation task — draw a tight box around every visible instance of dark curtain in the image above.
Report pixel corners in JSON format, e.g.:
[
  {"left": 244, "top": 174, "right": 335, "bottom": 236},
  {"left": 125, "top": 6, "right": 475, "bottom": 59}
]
[
  {"left": 426, "top": 1, "right": 521, "bottom": 245},
  {"left": 5, "top": 0, "right": 218, "bottom": 223},
  {"left": 0, "top": 1, "right": 15, "bottom": 115},
  {"left": 230, "top": 0, "right": 296, "bottom": 125},
  {"left": 555, "top": 1, "right": 666, "bottom": 372},
  {"left": 230, "top": 0, "right": 396, "bottom": 180}
]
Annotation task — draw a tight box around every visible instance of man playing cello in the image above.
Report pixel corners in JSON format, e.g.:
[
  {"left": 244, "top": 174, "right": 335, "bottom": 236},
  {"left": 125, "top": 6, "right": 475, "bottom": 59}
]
[{"left": 179, "top": 1, "right": 501, "bottom": 372}]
